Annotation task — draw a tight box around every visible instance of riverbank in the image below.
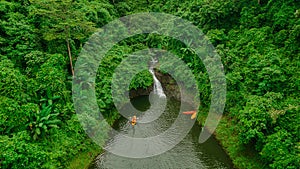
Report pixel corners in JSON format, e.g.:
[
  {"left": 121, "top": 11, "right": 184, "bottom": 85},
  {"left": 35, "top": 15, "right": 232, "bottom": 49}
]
[
  {"left": 196, "top": 108, "right": 265, "bottom": 169},
  {"left": 66, "top": 110, "right": 120, "bottom": 169},
  {"left": 67, "top": 141, "right": 102, "bottom": 169}
]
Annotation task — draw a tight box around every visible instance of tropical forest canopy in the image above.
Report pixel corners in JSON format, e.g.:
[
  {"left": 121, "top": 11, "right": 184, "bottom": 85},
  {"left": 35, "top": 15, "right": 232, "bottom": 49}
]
[{"left": 0, "top": 0, "right": 299, "bottom": 169}]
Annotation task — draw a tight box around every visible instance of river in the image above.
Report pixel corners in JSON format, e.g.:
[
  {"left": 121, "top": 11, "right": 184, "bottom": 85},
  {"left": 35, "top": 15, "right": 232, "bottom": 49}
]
[{"left": 90, "top": 96, "right": 233, "bottom": 169}]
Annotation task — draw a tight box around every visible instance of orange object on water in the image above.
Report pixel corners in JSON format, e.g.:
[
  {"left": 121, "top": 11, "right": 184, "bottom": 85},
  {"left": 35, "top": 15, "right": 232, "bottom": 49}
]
[
  {"left": 131, "top": 116, "right": 137, "bottom": 126},
  {"left": 182, "top": 110, "right": 196, "bottom": 115}
]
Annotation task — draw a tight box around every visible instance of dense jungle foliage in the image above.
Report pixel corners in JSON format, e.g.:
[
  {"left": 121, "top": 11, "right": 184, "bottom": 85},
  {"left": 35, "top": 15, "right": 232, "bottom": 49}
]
[{"left": 0, "top": 0, "right": 299, "bottom": 168}]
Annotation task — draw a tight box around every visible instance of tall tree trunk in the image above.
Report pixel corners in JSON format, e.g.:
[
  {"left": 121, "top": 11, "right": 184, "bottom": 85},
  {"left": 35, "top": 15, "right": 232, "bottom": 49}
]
[{"left": 66, "top": 37, "right": 74, "bottom": 76}]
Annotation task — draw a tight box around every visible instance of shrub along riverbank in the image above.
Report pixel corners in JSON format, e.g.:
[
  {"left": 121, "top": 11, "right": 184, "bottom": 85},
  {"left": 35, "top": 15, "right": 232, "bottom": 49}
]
[
  {"left": 197, "top": 109, "right": 265, "bottom": 169},
  {"left": 0, "top": 0, "right": 299, "bottom": 168}
]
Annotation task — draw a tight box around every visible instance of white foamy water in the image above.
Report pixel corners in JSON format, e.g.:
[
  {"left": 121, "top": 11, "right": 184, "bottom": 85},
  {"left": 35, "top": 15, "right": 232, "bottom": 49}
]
[{"left": 149, "top": 57, "right": 166, "bottom": 98}]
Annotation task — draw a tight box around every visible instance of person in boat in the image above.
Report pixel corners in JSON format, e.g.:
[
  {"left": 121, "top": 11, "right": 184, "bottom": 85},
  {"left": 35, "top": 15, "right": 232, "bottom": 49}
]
[
  {"left": 130, "top": 115, "right": 137, "bottom": 126},
  {"left": 182, "top": 110, "right": 197, "bottom": 119}
]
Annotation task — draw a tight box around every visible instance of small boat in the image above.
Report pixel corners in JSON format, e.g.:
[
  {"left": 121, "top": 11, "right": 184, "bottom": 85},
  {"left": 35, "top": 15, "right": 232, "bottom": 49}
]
[
  {"left": 182, "top": 110, "right": 197, "bottom": 115},
  {"left": 182, "top": 110, "right": 197, "bottom": 120}
]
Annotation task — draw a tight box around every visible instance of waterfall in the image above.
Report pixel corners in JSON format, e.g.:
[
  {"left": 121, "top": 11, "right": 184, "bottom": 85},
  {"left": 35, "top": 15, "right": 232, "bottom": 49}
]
[{"left": 149, "top": 58, "right": 166, "bottom": 98}]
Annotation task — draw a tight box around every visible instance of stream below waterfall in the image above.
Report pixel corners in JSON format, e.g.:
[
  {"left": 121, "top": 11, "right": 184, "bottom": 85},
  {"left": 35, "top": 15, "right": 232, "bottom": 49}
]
[{"left": 89, "top": 95, "right": 233, "bottom": 169}]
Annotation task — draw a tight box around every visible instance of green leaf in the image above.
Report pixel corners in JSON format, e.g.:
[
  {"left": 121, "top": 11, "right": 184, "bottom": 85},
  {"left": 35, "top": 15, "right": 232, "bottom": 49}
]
[{"left": 36, "top": 128, "right": 41, "bottom": 135}]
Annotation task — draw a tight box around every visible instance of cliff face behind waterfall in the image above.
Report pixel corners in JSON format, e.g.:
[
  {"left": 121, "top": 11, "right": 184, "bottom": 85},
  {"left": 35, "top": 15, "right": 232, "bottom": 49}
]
[{"left": 129, "top": 70, "right": 194, "bottom": 105}]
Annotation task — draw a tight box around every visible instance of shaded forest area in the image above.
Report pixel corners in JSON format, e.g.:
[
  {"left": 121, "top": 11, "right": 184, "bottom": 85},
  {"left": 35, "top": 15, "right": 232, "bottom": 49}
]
[{"left": 0, "top": 0, "right": 299, "bottom": 168}]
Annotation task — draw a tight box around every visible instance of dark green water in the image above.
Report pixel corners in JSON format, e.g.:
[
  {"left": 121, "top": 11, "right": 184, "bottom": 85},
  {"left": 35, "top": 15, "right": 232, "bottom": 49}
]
[{"left": 91, "top": 96, "right": 233, "bottom": 169}]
